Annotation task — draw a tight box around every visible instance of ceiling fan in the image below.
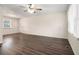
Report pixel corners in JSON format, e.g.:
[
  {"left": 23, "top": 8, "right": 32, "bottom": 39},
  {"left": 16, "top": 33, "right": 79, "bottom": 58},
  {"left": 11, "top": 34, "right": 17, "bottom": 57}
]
[{"left": 20, "top": 4, "right": 42, "bottom": 13}]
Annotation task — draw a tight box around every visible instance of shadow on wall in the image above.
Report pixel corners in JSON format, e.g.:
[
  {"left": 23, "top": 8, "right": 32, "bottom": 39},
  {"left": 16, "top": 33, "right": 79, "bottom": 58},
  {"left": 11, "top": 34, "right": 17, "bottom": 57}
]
[{"left": 68, "top": 32, "right": 79, "bottom": 55}]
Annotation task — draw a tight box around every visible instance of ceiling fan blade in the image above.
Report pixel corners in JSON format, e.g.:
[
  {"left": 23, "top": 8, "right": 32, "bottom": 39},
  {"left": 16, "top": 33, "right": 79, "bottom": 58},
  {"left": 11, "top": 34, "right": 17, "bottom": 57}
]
[
  {"left": 36, "top": 9, "right": 42, "bottom": 10},
  {"left": 29, "top": 8, "right": 42, "bottom": 10}
]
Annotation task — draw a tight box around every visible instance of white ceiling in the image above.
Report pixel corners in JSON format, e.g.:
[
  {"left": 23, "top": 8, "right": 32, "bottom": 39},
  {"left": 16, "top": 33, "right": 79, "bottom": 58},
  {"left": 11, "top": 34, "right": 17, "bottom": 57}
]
[{"left": 0, "top": 4, "right": 69, "bottom": 18}]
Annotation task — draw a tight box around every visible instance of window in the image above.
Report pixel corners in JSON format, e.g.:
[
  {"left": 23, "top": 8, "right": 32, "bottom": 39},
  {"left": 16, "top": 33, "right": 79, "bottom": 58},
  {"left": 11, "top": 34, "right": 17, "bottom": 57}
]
[{"left": 4, "top": 20, "right": 11, "bottom": 28}]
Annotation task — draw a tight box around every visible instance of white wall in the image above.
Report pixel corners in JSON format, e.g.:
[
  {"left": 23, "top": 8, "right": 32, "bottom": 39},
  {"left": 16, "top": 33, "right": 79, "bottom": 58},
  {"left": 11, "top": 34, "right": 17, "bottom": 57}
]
[
  {"left": 68, "top": 5, "right": 77, "bottom": 37},
  {"left": 68, "top": 4, "right": 79, "bottom": 55},
  {"left": 20, "top": 12, "right": 68, "bottom": 39},
  {"left": 0, "top": 16, "right": 3, "bottom": 43},
  {"left": 77, "top": 5, "right": 79, "bottom": 37},
  {"left": 0, "top": 29, "right": 3, "bottom": 43},
  {"left": 0, "top": 16, "right": 19, "bottom": 35},
  {"left": 0, "top": 15, "right": 19, "bottom": 43}
]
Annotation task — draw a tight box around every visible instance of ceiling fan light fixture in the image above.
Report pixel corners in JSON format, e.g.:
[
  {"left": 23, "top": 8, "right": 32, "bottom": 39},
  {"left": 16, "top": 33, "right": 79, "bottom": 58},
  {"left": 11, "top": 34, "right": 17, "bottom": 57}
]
[
  {"left": 31, "top": 4, "right": 36, "bottom": 8},
  {"left": 20, "top": 4, "right": 42, "bottom": 14},
  {"left": 27, "top": 8, "right": 35, "bottom": 13}
]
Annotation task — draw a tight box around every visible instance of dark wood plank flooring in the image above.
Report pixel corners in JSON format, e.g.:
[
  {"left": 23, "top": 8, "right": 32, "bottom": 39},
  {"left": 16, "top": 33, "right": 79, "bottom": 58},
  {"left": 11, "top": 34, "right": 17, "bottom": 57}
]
[{"left": 0, "top": 33, "right": 74, "bottom": 55}]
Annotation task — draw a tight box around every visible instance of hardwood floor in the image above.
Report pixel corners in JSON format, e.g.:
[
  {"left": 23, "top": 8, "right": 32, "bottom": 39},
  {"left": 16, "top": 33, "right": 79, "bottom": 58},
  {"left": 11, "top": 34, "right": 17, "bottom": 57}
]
[{"left": 0, "top": 33, "right": 74, "bottom": 55}]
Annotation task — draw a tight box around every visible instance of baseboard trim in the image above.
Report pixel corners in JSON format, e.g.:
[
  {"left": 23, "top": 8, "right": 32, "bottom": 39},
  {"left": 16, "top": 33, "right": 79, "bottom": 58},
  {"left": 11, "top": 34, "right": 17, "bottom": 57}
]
[
  {"left": 20, "top": 32, "right": 67, "bottom": 40},
  {"left": 3, "top": 32, "right": 21, "bottom": 36},
  {"left": 3, "top": 32, "right": 67, "bottom": 40}
]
